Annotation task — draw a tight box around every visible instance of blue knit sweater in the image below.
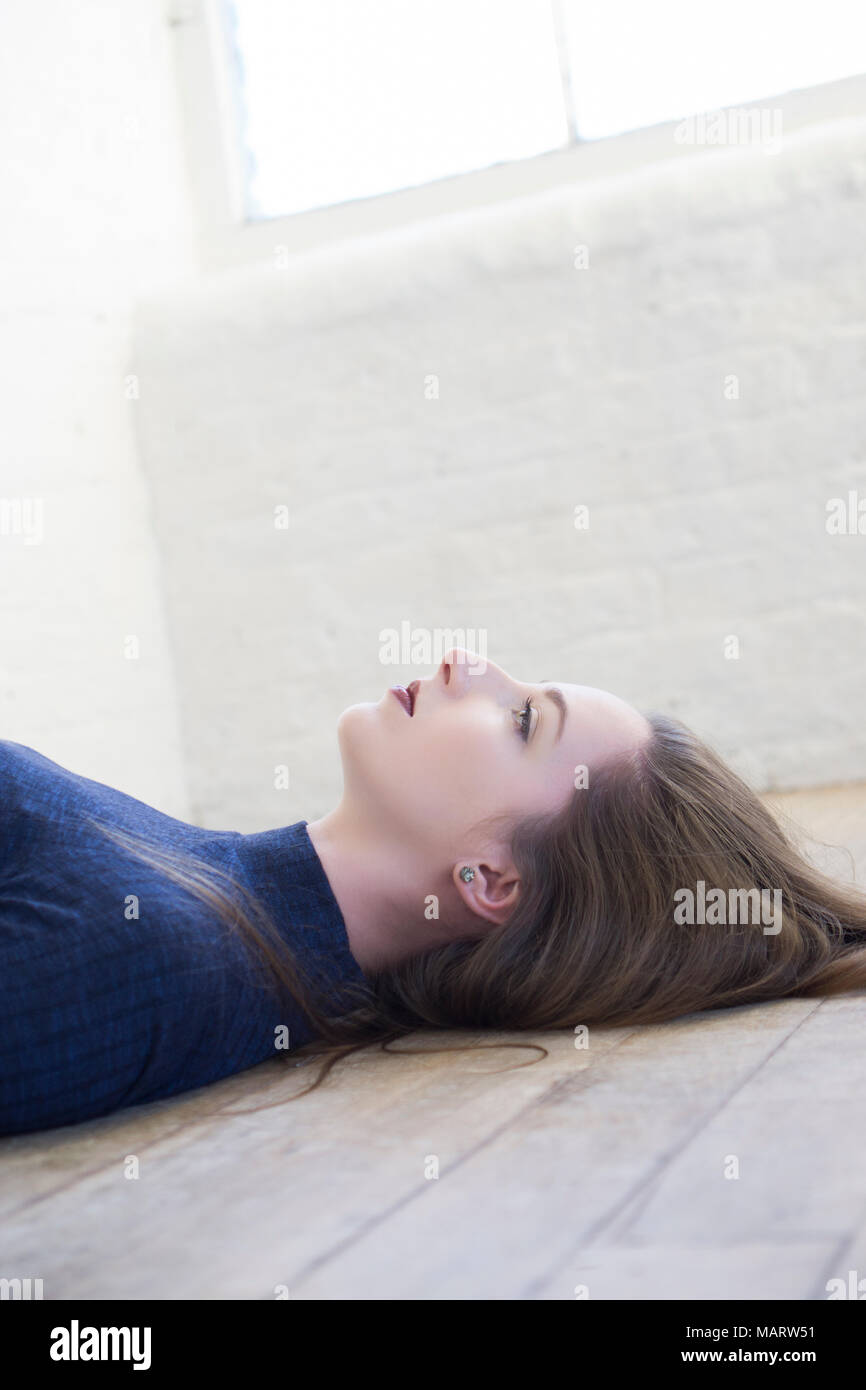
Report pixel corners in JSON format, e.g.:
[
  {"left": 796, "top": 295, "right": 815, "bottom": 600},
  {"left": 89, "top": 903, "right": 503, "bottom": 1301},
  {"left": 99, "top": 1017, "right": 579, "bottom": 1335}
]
[{"left": 0, "top": 740, "right": 367, "bottom": 1135}]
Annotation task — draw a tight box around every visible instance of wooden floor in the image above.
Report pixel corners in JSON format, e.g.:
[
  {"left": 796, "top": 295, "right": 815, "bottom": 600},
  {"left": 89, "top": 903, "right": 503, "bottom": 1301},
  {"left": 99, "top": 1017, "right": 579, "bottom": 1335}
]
[{"left": 3, "top": 783, "right": 865, "bottom": 1300}]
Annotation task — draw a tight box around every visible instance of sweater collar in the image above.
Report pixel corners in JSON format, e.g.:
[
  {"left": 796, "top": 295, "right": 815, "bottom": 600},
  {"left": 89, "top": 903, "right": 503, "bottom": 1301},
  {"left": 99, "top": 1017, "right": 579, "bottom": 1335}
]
[{"left": 233, "top": 819, "right": 368, "bottom": 1003}]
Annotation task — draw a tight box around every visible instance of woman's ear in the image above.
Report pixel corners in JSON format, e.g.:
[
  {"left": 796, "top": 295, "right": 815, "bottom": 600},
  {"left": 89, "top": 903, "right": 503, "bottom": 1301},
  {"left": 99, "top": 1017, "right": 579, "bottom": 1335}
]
[{"left": 453, "top": 859, "right": 520, "bottom": 926}]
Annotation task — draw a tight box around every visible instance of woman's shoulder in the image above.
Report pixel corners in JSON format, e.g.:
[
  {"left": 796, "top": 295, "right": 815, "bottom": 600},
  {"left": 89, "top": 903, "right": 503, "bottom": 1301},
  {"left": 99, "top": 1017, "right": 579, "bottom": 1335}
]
[
  {"left": 0, "top": 738, "right": 78, "bottom": 818},
  {"left": 0, "top": 739, "right": 233, "bottom": 869},
  {"left": 0, "top": 738, "right": 125, "bottom": 793},
  {"left": 0, "top": 738, "right": 125, "bottom": 822},
  {"left": 0, "top": 737, "right": 63, "bottom": 776}
]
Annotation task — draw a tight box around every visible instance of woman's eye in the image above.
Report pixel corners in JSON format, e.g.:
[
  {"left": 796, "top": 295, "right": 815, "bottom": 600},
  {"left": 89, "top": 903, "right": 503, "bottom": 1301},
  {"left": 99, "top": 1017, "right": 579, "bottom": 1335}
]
[{"left": 514, "top": 697, "right": 534, "bottom": 742}]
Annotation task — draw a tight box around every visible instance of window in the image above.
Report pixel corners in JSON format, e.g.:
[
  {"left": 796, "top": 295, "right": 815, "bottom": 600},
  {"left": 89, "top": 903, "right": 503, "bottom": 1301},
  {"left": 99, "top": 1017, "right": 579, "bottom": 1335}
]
[
  {"left": 218, "top": 0, "right": 866, "bottom": 223},
  {"left": 221, "top": 0, "right": 573, "bottom": 219}
]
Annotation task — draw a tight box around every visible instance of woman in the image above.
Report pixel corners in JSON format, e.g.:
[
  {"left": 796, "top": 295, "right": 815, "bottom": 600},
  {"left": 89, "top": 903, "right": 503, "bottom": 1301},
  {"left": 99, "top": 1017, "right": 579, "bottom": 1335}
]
[{"left": 2, "top": 647, "right": 864, "bottom": 1136}]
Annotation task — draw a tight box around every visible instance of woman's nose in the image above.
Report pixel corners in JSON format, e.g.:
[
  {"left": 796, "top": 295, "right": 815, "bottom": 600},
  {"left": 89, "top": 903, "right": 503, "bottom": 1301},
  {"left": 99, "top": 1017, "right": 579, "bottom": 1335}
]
[
  {"left": 440, "top": 647, "right": 499, "bottom": 690},
  {"left": 441, "top": 647, "right": 471, "bottom": 681}
]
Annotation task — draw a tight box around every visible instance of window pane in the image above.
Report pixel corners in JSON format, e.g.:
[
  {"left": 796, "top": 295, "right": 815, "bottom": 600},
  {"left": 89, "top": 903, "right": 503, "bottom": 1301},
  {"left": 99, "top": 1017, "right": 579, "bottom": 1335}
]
[
  {"left": 560, "top": 0, "right": 866, "bottom": 139},
  {"left": 225, "top": 0, "right": 570, "bottom": 219}
]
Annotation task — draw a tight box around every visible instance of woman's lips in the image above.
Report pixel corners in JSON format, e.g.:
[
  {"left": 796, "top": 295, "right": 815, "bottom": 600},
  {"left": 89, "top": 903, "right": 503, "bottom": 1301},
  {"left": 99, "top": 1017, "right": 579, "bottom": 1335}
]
[{"left": 390, "top": 683, "right": 417, "bottom": 716}]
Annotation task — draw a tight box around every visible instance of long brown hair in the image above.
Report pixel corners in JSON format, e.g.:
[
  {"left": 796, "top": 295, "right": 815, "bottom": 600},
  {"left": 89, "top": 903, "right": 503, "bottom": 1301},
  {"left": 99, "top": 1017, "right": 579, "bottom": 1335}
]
[{"left": 90, "top": 712, "right": 866, "bottom": 1117}]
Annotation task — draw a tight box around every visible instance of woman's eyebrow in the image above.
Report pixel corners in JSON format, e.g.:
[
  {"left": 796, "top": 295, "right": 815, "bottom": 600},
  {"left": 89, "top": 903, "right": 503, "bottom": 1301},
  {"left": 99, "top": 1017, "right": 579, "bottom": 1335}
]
[{"left": 540, "top": 684, "right": 568, "bottom": 743}]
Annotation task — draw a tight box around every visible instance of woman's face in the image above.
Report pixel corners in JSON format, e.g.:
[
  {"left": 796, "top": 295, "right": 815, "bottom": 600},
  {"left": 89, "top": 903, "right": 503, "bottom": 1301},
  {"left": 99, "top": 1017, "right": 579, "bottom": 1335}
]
[{"left": 335, "top": 648, "right": 651, "bottom": 860}]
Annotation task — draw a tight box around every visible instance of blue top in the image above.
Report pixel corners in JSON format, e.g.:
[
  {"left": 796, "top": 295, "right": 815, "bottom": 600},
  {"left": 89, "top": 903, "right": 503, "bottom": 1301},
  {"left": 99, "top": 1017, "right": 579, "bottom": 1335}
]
[{"left": 0, "top": 739, "right": 368, "bottom": 1135}]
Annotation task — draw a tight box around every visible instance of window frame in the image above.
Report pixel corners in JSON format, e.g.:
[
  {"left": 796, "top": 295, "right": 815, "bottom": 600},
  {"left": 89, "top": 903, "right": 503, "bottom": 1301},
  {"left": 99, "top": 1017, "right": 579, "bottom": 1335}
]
[{"left": 168, "top": 0, "right": 866, "bottom": 273}]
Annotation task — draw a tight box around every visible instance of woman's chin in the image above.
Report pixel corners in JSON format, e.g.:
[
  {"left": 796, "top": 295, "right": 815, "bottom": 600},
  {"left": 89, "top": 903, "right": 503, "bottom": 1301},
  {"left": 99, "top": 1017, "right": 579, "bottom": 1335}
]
[{"left": 334, "top": 698, "right": 389, "bottom": 757}]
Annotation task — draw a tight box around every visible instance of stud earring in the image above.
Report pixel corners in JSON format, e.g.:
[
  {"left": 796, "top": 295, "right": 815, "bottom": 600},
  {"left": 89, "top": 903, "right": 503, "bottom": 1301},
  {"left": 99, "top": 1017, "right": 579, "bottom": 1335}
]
[{"left": 459, "top": 866, "right": 475, "bottom": 882}]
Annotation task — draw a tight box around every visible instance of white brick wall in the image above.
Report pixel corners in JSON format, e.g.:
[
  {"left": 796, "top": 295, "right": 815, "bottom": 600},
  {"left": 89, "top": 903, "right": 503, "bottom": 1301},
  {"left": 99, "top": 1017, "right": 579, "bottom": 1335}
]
[{"left": 131, "top": 111, "right": 866, "bottom": 827}]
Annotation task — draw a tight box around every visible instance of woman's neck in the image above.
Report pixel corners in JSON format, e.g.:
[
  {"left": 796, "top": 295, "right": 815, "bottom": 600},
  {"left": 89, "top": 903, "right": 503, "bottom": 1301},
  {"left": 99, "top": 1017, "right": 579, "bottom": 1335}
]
[{"left": 306, "top": 805, "right": 449, "bottom": 973}]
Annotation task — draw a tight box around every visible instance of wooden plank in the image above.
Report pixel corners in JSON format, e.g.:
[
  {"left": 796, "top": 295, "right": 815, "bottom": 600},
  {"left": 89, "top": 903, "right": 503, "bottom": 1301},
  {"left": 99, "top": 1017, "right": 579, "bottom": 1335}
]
[
  {"left": 6, "top": 1001, "right": 813, "bottom": 1298},
  {"left": 812, "top": 1204, "right": 866, "bottom": 1300},
  {"left": 530, "top": 996, "right": 866, "bottom": 1298},
  {"left": 595, "top": 996, "right": 866, "bottom": 1245},
  {"left": 542, "top": 1243, "right": 834, "bottom": 1300},
  {"left": 1, "top": 1028, "right": 631, "bottom": 1297},
  {"left": 283, "top": 1000, "right": 821, "bottom": 1299}
]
